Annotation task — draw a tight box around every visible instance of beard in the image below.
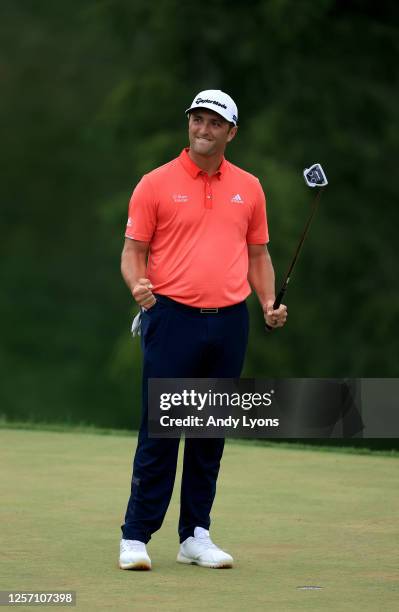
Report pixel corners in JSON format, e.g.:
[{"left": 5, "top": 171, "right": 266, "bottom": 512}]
[{"left": 190, "top": 136, "right": 218, "bottom": 157}]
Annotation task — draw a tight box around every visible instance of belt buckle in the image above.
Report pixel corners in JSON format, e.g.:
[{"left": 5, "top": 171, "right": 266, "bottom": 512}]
[{"left": 200, "top": 308, "right": 219, "bottom": 314}]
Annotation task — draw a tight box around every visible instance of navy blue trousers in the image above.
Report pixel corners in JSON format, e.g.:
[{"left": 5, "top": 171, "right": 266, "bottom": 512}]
[{"left": 122, "top": 295, "right": 249, "bottom": 543}]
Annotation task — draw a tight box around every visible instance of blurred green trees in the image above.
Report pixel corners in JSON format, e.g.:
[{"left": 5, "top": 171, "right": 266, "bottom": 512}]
[{"left": 1, "top": 0, "right": 398, "bottom": 427}]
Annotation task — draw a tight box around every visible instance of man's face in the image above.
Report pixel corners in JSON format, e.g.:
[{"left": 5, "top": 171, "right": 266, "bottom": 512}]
[{"left": 188, "top": 109, "right": 237, "bottom": 157}]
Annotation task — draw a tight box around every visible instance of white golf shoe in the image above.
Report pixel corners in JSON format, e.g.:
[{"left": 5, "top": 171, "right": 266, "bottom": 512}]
[
  {"left": 177, "top": 527, "right": 233, "bottom": 569},
  {"left": 119, "top": 539, "right": 152, "bottom": 570}
]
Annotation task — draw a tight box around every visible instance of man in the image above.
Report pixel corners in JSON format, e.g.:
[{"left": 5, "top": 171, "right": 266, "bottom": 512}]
[{"left": 119, "top": 89, "right": 287, "bottom": 571}]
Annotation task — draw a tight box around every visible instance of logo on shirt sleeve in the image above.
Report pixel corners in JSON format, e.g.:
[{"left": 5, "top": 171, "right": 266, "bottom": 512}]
[
  {"left": 127, "top": 217, "right": 133, "bottom": 227},
  {"left": 230, "top": 193, "right": 244, "bottom": 203}
]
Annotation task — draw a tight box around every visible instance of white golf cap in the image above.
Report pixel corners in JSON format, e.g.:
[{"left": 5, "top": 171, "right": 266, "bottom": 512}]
[{"left": 185, "top": 89, "right": 238, "bottom": 125}]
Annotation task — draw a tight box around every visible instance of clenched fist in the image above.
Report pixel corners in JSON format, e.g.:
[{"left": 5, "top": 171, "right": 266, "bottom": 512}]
[
  {"left": 263, "top": 299, "right": 288, "bottom": 328},
  {"left": 132, "top": 278, "right": 156, "bottom": 309}
]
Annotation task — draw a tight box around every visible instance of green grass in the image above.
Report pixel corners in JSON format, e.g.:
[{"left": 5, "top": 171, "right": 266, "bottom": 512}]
[
  {"left": 1, "top": 418, "right": 398, "bottom": 457},
  {"left": 1, "top": 428, "right": 398, "bottom": 611}
]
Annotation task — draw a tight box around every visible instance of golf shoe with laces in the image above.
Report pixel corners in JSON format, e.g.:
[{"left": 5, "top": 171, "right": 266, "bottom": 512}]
[
  {"left": 177, "top": 527, "right": 233, "bottom": 569},
  {"left": 119, "top": 539, "right": 151, "bottom": 570}
]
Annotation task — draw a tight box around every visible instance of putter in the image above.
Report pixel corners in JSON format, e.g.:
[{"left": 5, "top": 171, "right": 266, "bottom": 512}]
[{"left": 265, "top": 163, "right": 328, "bottom": 331}]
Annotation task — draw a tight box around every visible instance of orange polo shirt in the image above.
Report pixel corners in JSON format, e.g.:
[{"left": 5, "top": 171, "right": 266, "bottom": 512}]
[{"left": 125, "top": 148, "right": 269, "bottom": 307}]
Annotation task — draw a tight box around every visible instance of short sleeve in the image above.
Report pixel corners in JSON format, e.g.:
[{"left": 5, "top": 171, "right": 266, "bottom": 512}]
[
  {"left": 124, "top": 175, "right": 157, "bottom": 242},
  {"left": 246, "top": 179, "right": 269, "bottom": 244}
]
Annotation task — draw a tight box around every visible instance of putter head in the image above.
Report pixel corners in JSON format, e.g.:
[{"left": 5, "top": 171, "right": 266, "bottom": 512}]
[{"left": 303, "top": 163, "right": 328, "bottom": 188}]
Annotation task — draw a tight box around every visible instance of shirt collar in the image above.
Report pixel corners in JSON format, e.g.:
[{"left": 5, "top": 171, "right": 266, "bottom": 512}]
[{"left": 179, "top": 148, "right": 227, "bottom": 180}]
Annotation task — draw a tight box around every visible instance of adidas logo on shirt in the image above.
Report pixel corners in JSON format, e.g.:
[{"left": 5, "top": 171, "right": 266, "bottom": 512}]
[{"left": 231, "top": 193, "right": 244, "bottom": 203}]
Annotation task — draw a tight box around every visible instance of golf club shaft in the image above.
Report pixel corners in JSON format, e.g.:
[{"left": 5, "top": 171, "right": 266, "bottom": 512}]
[{"left": 265, "top": 188, "right": 324, "bottom": 331}]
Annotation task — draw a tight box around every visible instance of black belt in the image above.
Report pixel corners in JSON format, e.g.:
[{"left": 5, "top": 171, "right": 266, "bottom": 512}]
[{"left": 154, "top": 294, "right": 244, "bottom": 315}]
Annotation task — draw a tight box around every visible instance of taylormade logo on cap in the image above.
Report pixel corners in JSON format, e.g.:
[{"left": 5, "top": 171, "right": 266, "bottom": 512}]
[
  {"left": 185, "top": 89, "right": 238, "bottom": 125},
  {"left": 195, "top": 97, "right": 227, "bottom": 110}
]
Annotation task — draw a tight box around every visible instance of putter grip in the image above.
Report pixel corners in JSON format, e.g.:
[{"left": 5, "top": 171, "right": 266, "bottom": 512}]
[{"left": 265, "top": 286, "right": 286, "bottom": 332}]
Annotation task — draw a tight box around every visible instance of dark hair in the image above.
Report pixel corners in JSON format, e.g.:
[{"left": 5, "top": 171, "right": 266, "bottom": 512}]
[{"left": 188, "top": 110, "right": 236, "bottom": 130}]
